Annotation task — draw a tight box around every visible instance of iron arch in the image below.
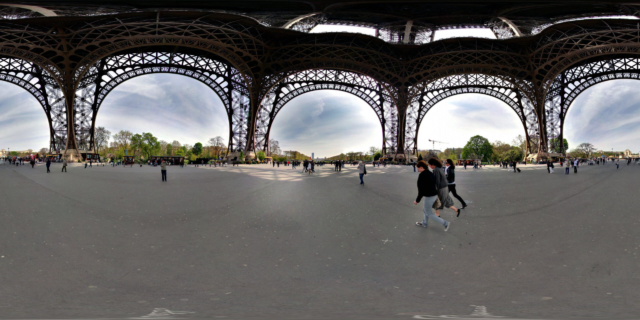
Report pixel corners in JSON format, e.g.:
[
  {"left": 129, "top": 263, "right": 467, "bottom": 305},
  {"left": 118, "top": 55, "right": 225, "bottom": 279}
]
[
  {"left": 407, "top": 74, "right": 537, "bottom": 155},
  {"left": 545, "top": 57, "right": 640, "bottom": 153},
  {"left": 74, "top": 50, "right": 250, "bottom": 153},
  {"left": 254, "top": 69, "right": 398, "bottom": 155},
  {"left": 0, "top": 56, "right": 67, "bottom": 151}
]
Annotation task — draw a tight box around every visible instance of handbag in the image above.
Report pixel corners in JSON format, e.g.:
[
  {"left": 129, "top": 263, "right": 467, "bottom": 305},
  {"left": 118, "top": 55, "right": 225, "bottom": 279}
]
[
  {"left": 364, "top": 166, "right": 367, "bottom": 174},
  {"left": 432, "top": 196, "right": 442, "bottom": 209}
]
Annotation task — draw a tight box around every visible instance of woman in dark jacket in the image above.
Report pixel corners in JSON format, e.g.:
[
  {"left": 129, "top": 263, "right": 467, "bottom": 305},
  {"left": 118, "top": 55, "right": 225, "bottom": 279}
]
[
  {"left": 414, "top": 160, "right": 450, "bottom": 231},
  {"left": 429, "top": 158, "right": 461, "bottom": 218},
  {"left": 445, "top": 159, "right": 467, "bottom": 209}
]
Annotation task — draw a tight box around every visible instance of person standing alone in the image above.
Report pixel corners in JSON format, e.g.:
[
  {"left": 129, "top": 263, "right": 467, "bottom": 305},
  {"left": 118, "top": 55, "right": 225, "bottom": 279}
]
[
  {"left": 358, "top": 161, "right": 366, "bottom": 185},
  {"left": 62, "top": 158, "right": 67, "bottom": 172},
  {"left": 161, "top": 160, "right": 167, "bottom": 182},
  {"left": 45, "top": 157, "right": 51, "bottom": 173}
]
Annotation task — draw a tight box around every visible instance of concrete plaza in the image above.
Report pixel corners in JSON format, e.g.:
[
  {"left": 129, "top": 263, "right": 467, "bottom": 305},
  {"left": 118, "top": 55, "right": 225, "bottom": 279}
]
[{"left": 0, "top": 161, "right": 639, "bottom": 319}]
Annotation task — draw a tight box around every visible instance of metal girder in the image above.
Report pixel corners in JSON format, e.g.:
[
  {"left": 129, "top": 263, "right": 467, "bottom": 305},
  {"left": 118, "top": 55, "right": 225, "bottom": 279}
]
[
  {"left": 406, "top": 74, "right": 537, "bottom": 155},
  {"left": 0, "top": 56, "right": 66, "bottom": 152},
  {"left": 545, "top": 57, "right": 640, "bottom": 153},
  {"left": 1, "top": 13, "right": 640, "bottom": 160},
  {"left": 74, "top": 51, "right": 249, "bottom": 153},
  {"left": 254, "top": 69, "right": 396, "bottom": 155}
]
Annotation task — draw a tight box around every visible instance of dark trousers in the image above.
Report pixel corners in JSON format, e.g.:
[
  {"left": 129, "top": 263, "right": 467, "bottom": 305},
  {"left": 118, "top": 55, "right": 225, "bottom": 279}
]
[
  {"left": 46, "top": 166, "right": 50, "bottom": 173},
  {"left": 565, "top": 167, "right": 569, "bottom": 174},
  {"left": 62, "top": 166, "right": 67, "bottom": 172},
  {"left": 574, "top": 167, "right": 577, "bottom": 173},
  {"left": 449, "top": 184, "right": 466, "bottom": 207},
  {"left": 161, "top": 170, "right": 167, "bottom": 181}
]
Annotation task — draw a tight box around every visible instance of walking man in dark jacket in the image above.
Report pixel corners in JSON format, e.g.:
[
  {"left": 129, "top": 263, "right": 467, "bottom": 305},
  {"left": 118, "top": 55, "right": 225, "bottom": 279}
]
[{"left": 45, "top": 158, "right": 51, "bottom": 173}]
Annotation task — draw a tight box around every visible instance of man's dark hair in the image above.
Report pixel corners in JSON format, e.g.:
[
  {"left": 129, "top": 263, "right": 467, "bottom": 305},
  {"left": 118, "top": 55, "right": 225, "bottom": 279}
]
[{"left": 416, "top": 160, "right": 428, "bottom": 169}]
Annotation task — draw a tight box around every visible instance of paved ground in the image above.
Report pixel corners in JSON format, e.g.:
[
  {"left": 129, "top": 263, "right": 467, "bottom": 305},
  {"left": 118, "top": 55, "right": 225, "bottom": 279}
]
[{"left": 0, "top": 161, "right": 639, "bottom": 320}]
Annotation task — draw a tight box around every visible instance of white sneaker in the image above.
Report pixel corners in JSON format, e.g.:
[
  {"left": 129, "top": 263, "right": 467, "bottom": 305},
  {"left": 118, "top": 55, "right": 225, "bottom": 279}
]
[{"left": 444, "top": 222, "right": 450, "bottom": 232}]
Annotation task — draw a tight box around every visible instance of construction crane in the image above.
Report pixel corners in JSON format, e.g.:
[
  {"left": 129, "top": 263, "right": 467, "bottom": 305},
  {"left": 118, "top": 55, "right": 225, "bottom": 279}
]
[{"left": 427, "top": 139, "right": 448, "bottom": 153}]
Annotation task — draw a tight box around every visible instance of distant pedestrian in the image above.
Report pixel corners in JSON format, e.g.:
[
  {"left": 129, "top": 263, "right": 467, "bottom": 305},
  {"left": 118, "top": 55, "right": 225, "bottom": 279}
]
[
  {"left": 62, "top": 158, "right": 67, "bottom": 172},
  {"left": 414, "top": 160, "right": 450, "bottom": 231},
  {"left": 30, "top": 158, "right": 35, "bottom": 168},
  {"left": 161, "top": 160, "right": 167, "bottom": 181},
  {"left": 574, "top": 159, "right": 578, "bottom": 173},
  {"left": 616, "top": 159, "right": 619, "bottom": 169},
  {"left": 565, "top": 158, "right": 570, "bottom": 174},
  {"left": 46, "top": 158, "right": 51, "bottom": 173},
  {"left": 412, "top": 161, "right": 416, "bottom": 172},
  {"left": 358, "top": 160, "right": 366, "bottom": 185}
]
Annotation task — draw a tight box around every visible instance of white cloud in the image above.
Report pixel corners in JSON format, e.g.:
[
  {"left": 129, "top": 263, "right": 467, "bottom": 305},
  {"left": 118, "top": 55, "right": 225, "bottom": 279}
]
[
  {"left": 97, "top": 74, "right": 229, "bottom": 146},
  {"left": 0, "top": 82, "right": 50, "bottom": 150},
  {"left": 417, "top": 94, "right": 524, "bottom": 149},
  {"left": 564, "top": 80, "right": 640, "bottom": 152},
  {"left": 4, "top": 76, "right": 640, "bottom": 155}
]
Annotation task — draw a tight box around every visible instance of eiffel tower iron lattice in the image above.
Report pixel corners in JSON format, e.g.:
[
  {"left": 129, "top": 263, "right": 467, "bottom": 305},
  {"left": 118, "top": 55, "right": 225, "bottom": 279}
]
[{"left": 0, "top": 7, "right": 639, "bottom": 160}]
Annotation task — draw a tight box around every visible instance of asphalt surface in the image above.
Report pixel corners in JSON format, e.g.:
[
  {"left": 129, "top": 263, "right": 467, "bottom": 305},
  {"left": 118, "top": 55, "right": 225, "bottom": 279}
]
[{"left": 0, "top": 161, "right": 639, "bottom": 320}]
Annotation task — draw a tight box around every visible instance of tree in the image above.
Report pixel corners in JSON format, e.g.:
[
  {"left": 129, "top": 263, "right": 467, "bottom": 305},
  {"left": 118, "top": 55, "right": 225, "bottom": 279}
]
[
  {"left": 183, "top": 144, "right": 193, "bottom": 157},
  {"left": 192, "top": 142, "right": 203, "bottom": 156},
  {"left": 462, "top": 135, "right": 493, "bottom": 162},
  {"left": 550, "top": 138, "right": 569, "bottom": 153},
  {"left": 39, "top": 147, "right": 48, "bottom": 156},
  {"left": 165, "top": 143, "right": 173, "bottom": 155},
  {"left": 113, "top": 130, "right": 133, "bottom": 150},
  {"left": 159, "top": 140, "right": 168, "bottom": 155},
  {"left": 130, "top": 134, "right": 144, "bottom": 159},
  {"left": 577, "top": 143, "right": 596, "bottom": 158},
  {"left": 373, "top": 152, "right": 381, "bottom": 161},
  {"left": 503, "top": 147, "right": 524, "bottom": 162},
  {"left": 512, "top": 135, "right": 526, "bottom": 153},
  {"left": 268, "top": 139, "right": 281, "bottom": 155},
  {"left": 256, "top": 150, "right": 266, "bottom": 161},
  {"left": 140, "top": 132, "right": 160, "bottom": 159},
  {"left": 369, "top": 146, "right": 381, "bottom": 156},
  {"left": 94, "top": 127, "right": 111, "bottom": 154},
  {"left": 418, "top": 154, "right": 423, "bottom": 161}
]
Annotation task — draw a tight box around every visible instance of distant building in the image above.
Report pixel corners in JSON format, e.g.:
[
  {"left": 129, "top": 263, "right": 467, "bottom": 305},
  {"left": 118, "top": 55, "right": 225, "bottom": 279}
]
[{"left": 312, "top": 153, "right": 314, "bottom": 159}]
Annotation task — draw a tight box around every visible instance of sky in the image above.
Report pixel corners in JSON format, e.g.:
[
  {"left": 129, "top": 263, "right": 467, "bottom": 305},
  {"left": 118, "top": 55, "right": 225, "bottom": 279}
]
[
  {"left": 3, "top": 76, "right": 639, "bottom": 156},
  {"left": 2, "top": 25, "right": 640, "bottom": 155}
]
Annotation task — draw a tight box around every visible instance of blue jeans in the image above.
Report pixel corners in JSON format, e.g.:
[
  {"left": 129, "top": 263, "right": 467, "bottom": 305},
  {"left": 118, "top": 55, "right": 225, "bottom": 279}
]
[
  {"left": 359, "top": 173, "right": 364, "bottom": 184},
  {"left": 421, "top": 196, "right": 448, "bottom": 228},
  {"left": 565, "top": 167, "right": 569, "bottom": 174}
]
